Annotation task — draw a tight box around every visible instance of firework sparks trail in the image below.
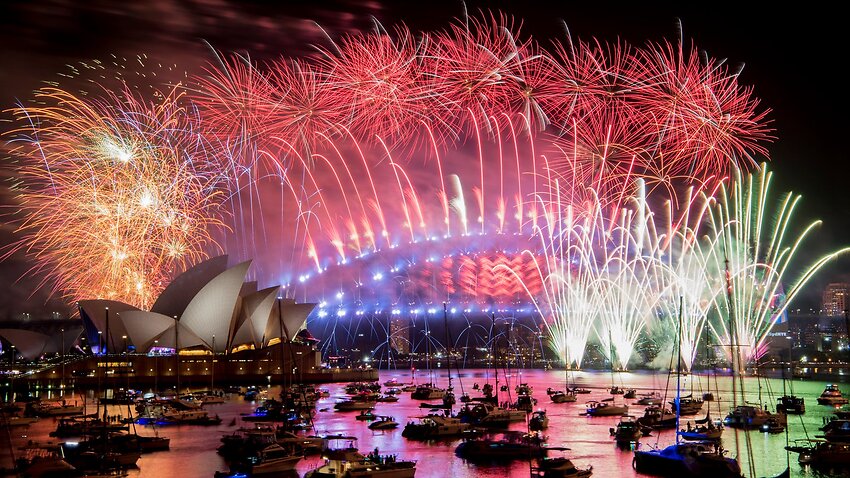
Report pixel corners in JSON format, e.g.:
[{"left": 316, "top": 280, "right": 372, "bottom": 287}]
[{"left": 704, "top": 164, "right": 850, "bottom": 365}]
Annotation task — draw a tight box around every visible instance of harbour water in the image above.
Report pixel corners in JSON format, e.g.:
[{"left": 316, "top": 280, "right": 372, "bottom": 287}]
[{"left": 3, "top": 368, "right": 850, "bottom": 477}]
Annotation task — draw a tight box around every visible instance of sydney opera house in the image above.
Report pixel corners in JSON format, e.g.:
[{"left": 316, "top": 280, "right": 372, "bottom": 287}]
[{"left": 1, "top": 256, "right": 377, "bottom": 388}]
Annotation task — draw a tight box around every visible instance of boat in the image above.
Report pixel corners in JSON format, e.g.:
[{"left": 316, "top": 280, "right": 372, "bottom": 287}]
[
  {"left": 529, "top": 410, "right": 549, "bottom": 430},
  {"left": 610, "top": 386, "right": 625, "bottom": 395},
  {"left": 669, "top": 395, "right": 703, "bottom": 415},
  {"left": 400, "top": 384, "right": 417, "bottom": 393},
  {"left": 201, "top": 394, "right": 227, "bottom": 405},
  {"left": 230, "top": 443, "right": 301, "bottom": 475},
  {"left": 410, "top": 383, "right": 445, "bottom": 400},
  {"left": 377, "top": 395, "right": 399, "bottom": 403},
  {"left": 455, "top": 431, "right": 549, "bottom": 462},
  {"left": 402, "top": 414, "right": 470, "bottom": 439},
  {"left": 818, "top": 384, "right": 849, "bottom": 406},
  {"left": 513, "top": 392, "right": 538, "bottom": 412},
  {"left": 787, "top": 439, "right": 850, "bottom": 466},
  {"left": 50, "top": 417, "right": 128, "bottom": 437},
  {"left": 678, "top": 418, "right": 723, "bottom": 441},
  {"left": 570, "top": 387, "right": 591, "bottom": 395},
  {"left": 610, "top": 415, "right": 642, "bottom": 444},
  {"left": 551, "top": 390, "right": 577, "bottom": 403},
  {"left": 702, "top": 392, "right": 715, "bottom": 402},
  {"left": 15, "top": 442, "right": 83, "bottom": 478},
  {"left": 334, "top": 399, "right": 376, "bottom": 411},
  {"left": 368, "top": 416, "right": 399, "bottom": 430},
  {"left": 821, "top": 418, "right": 850, "bottom": 442},
  {"left": 760, "top": 416, "right": 786, "bottom": 434},
  {"left": 384, "top": 378, "right": 402, "bottom": 387},
  {"left": 532, "top": 456, "right": 593, "bottom": 477},
  {"left": 458, "top": 403, "right": 524, "bottom": 426},
  {"left": 636, "top": 406, "right": 677, "bottom": 430},
  {"left": 633, "top": 441, "right": 743, "bottom": 477},
  {"left": 585, "top": 400, "right": 627, "bottom": 417},
  {"left": 355, "top": 410, "right": 378, "bottom": 421},
  {"left": 0, "top": 415, "right": 38, "bottom": 427},
  {"left": 26, "top": 400, "right": 85, "bottom": 417},
  {"left": 636, "top": 392, "right": 663, "bottom": 406},
  {"left": 723, "top": 404, "right": 786, "bottom": 429},
  {"left": 306, "top": 436, "right": 416, "bottom": 478},
  {"left": 623, "top": 389, "right": 637, "bottom": 399},
  {"left": 98, "top": 389, "right": 140, "bottom": 405},
  {"left": 776, "top": 395, "right": 805, "bottom": 414}
]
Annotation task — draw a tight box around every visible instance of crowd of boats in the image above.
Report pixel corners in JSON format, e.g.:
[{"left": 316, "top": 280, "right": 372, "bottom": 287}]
[{"left": 5, "top": 377, "right": 850, "bottom": 477}]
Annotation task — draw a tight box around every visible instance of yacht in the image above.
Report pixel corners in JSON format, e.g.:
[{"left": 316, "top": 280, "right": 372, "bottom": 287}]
[
  {"left": 458, "top": 403, "right": 524, "bottom": 426},
  {"left": 610, "top": 415, "right": 641, "bottom": 444},
  {"left": 669, "top": 395, "right": 703, "bottom": 415},
  {"left": 237, "top": 443, "right": 301, "bottom": 475},
  {"left": 306, "top": 437, "right": 416, "bottom": 478},
  {"left": 818, "top": 384, "right": 849, "bottom": 406},
  {"left": 551, "top": 390, "right": 577, "bottom": 403},
  {"left": 411, "top": 383, "right": 445, "bottom": 400},
  {"left": 455, "top": 431, "right": 548, "bottom": 462},
  {"left": 335, "top": 399, "right": 377, "bottom": 411},
  {"left": 27, "top": 401, "right": 85, "bottom": 417},
  {"left": 368, "top": 416, "right": 400, "bottom": 430},
  {"left": 532, "top": 456, "right": 593, "bottom": 477},
  {"left": 820, "top": 418, "right": 850, "bottom": 442},
  {"left": 723, "top": 404, "right": 786, "bottom": 429},
  {"left": 636, "top": 406, "right": 677, "bottom": 430},
  {"left": 402, "top": 414, "right": 470, "bottom": 439},
  {"left": 787, "top": 439, "right": 850, "bottom": 466},
  {"left": 530, "top": 410, "right": 549, "bottom": 430},
  {"left": 776, "top": 395, "right": 805, "bottom": 414},
  {"left": 634, "top": 442, "right": 741, "bottom": 477},
  {"left": 585, "top": 400, "right": 628, "bottom": 417}
]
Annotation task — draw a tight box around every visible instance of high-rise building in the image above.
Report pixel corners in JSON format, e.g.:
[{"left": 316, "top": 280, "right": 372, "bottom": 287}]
[
  {"left": 822, "top": 283, "right": 850, "bottom": 316},
  {"left": 389, "top": 316, "right": 410, "bottom": 355}
]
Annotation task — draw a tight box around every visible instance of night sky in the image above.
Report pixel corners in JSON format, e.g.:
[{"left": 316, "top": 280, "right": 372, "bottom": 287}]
[{"left": 1, "top": 1, "right": 847, "bottom": 319}]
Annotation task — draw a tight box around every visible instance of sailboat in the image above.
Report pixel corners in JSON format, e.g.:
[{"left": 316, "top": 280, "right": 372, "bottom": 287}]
[
  {"left": 586, "top": 332, "right": 627, "bottom": 417},
  {"left": 633, "top": 296, "right": 741, "bottom": 477},
  {"left": 549, "top": 354, "right": 577, "bottom": 404}
]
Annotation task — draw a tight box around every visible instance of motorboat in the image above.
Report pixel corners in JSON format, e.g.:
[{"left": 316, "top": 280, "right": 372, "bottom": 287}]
[
  {"left": 355, "top": 410, "right": 378, "bottom": 421},
  {"left": 233, "top": 443, "right": 301, "bottom": 475},
  {"left": 26, "top": 401, "right": 85, "bottom": 417},
  {"left": 411, "top": 383, "right": 445, "bottom": 400},
  {"left": 818, "top": 384, "right": 849, "bottom": 406},
  {"left": 50, "top": 417, "right": 128, "bottom": 437},
  {"left": 368, "top": 416, "right": 400, "bottom": 430},
  {"left": 776, "top": 395, "right": 805, "bottom": 414},
  {"left": 532, "top": 456, "right": 593, "bottom": 477},
  {"left": 821, "top": 419, "right": 850, "bottom": 442},
  {"left": 570, "top": 387, "right": 591, "bottom": 395},
  {"left": 384, "top": 378, "right": 402, "bottom": 387},
  {"left": 455, "top": 431, "right": 549, "bottom": 462},
  {"left": 402, "top": 414, "right": 470, "bottom": 439},
  {"left": 306, "top": 437, "right": 416, "bottom": 478},
  {"left": 513, "top": 393, "right": 538, "bottom": 412},
  {"left": 585, "top": 400, "right": 627, "bottom": 417},
  {"left": 610, "top": 415, "right": 641, "bottom": 444},
  {"left": 0, "top": 415, "right": 39, "bottom": 427},
  {"left": 624, "top": 389, "right": 637, "bottom": 399},
  {"left": 530, "top": 410, "right": 549, "bottom": 431},
  {"left": 458, "top": 403, "right": 524, "bottom": 426},
  {"left": 760, "top": 416, "right": 786, "bottom": 434},
  {"left": 15, "top": 442, "right": 83, "bottom": 478},
  {"left": 723, "top": 404, "right": 786, "bottom": 429},
  {"left": 787, "top": 439, "right": 850, "bottom": 466},
  {"left": 377, "top": 395, "right": 399, "bottom": 403},
  {"left": 669, "top": 395, "right": 703, "bottom": 415},
  {"left": 610, "top": 386, "right": 625, "bottom": 395},
  {"left": 636, "top": 406, "right": 677, "bottom": 430},
  {"left": 334, "top": 399, "right": 376, "bottom": 411},
  {"left": 633, "top": 441, "right": 742, "bottom": 477}
]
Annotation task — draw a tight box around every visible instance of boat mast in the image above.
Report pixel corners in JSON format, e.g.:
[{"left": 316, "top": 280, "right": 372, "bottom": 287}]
[{"left": 675, "top": 295, "right": 683, "bottom": 444}]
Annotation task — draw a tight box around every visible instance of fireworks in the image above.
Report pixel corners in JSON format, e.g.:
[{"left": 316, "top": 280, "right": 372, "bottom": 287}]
[
  {"left": 9, "top": 11, "right": 841, "bottom": 372},
  {"left": 5, "top": 84, "right": 225, "bottom": 309}
]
